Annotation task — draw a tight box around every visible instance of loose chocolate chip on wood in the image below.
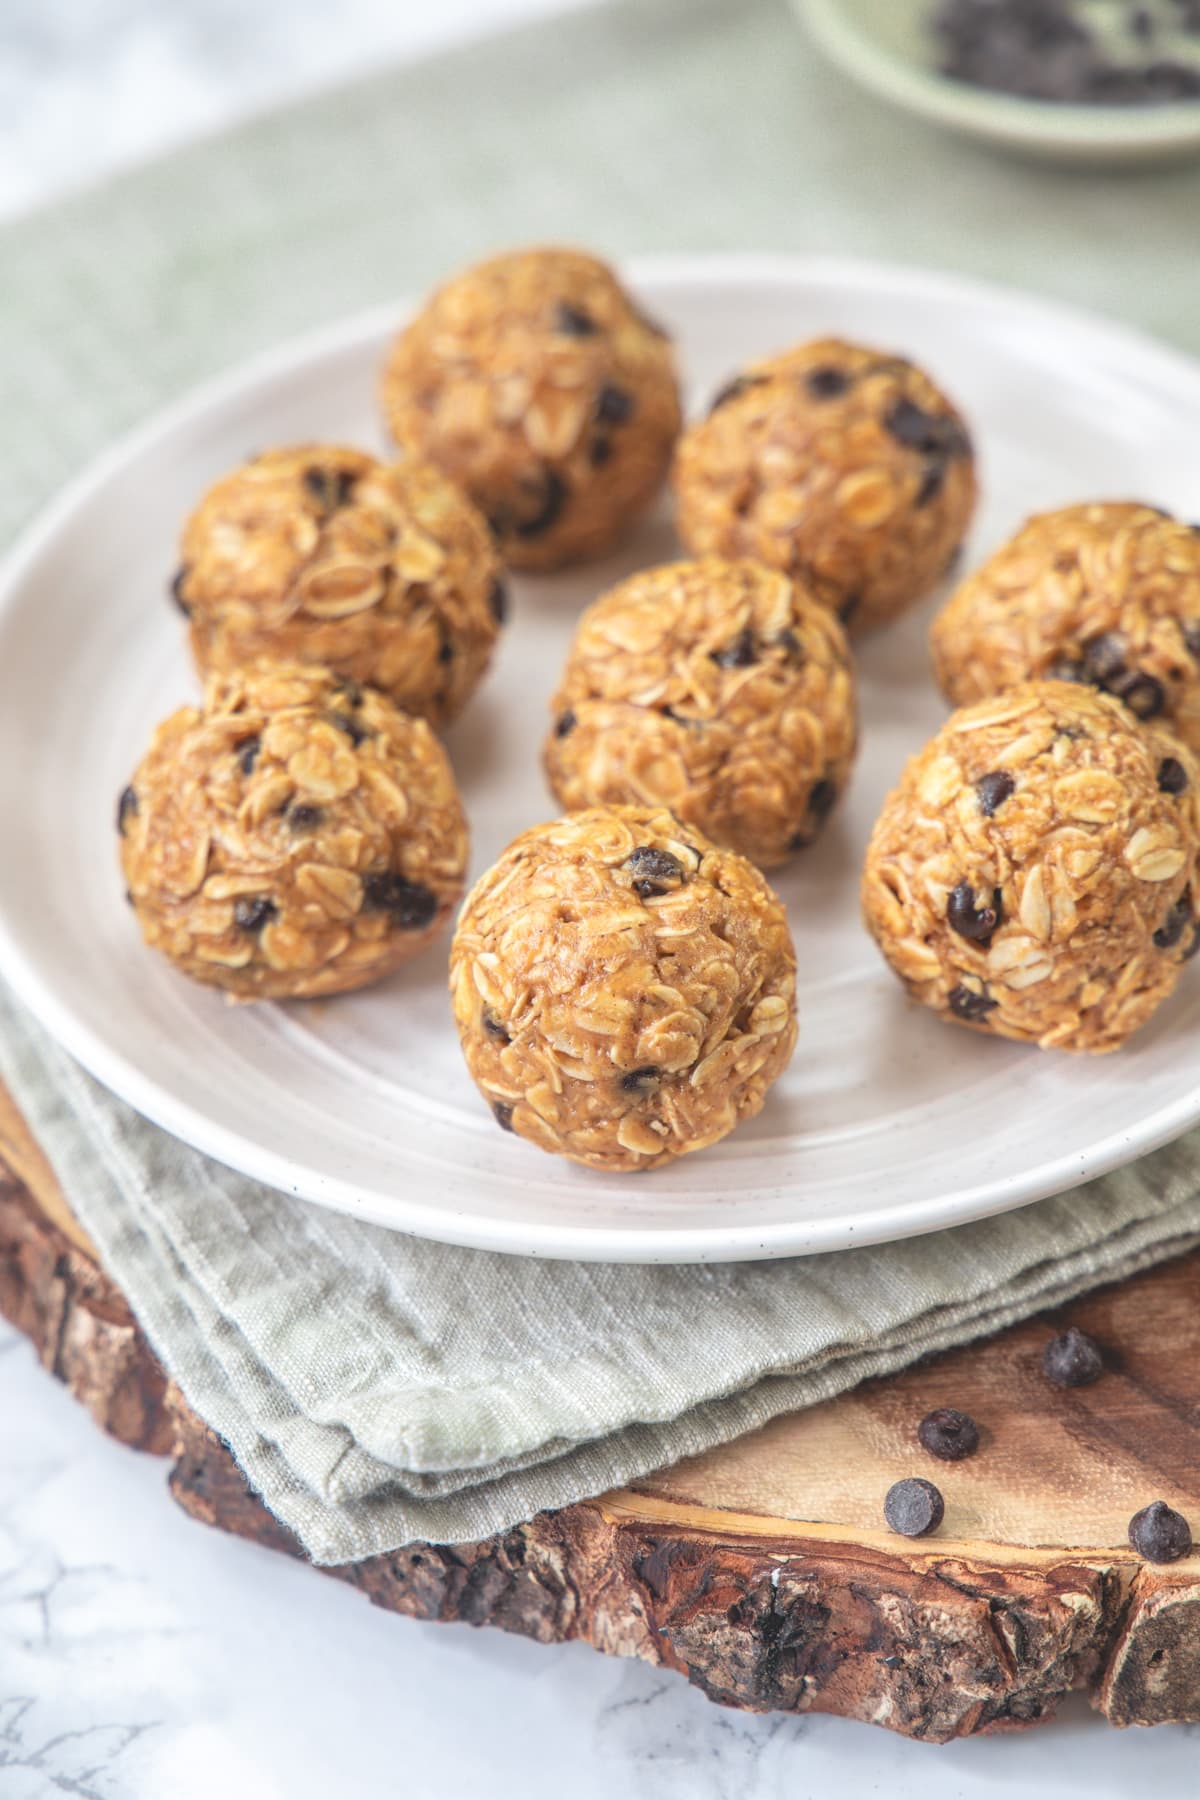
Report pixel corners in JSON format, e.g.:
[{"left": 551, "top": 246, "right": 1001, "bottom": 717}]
[
  {"left": 884, "top": 1477, "right": 944, "bottom": 1538},
  {"left": 331, "top": 711, "right": 369, "bottom": 747},
  {"left": 711, "top": 627, "right": 757, "bottom": 669},
  {"left": 482, "top": 1009, "right": 510, "bottom": 1043},
  {"left": 1159, "top": 757, "right": 1190, "bottom": 795},
  {"left": 805, "top": 365, "right": 851, "bottom": 399},
  {"left": 976, "top": 770, "right": 1015, "bottom": 816},
  {"left": 1042, "top": 1326, "right": 1103, "bottom": 1388},
  {"left": 361, "top": 872, "right": 438, "bottom": 929},
  {"left": 626, "top": 846, "right": 684, "bottom": 898},
  {"left": 514, "top": 469, "right": 568, "bottom": 539},
  {"left": 238, "top": 736, "right": 262, "bottom": 776},
  {"left": 492, "top": 1101, "right": 515, "bottom": 1132},
  {"left": 554, "top": 300, "right": 597, "bottom": 337},
  {"left": 287, "top": 803, "right": 324, "bottom": 831},
  {"left": 947, "top": 881, "right": 1001, "bottom": 943},
  {"left": 595, "top": 383, "right": 634, "bottom": 425},
  {"left": 918, "top": 1407, "right": 980, "bottom": 1462},
  {"left": 1154, "top": 894, "right": 1193, "bottom": 950},
  {"left": 1110, "top": 669, "right": 1165, "bottom": 720},
  {"left": 621, "top": 1066, "right": 661, "bottom": 1093},
  {"left": 489, "top": 576, "right": 508, "bottom": 625},
  {"left": 234, "top": 896, "right": 277, "bottom": 932},
  {"left": 1129, "top": 1500, "right": 1193, "bottom": 1564},
  {"left": 555, "top": 709, "right": 576, "bottom": 739},
  {"left": 949, "top": 982, "right": 997, "bottom": 1023},
  {"left": 169, "top": 566, "right": 191, "bottom": 615},
  {"left": 116, "top": 786, "right": 138, "bottom": 834}
]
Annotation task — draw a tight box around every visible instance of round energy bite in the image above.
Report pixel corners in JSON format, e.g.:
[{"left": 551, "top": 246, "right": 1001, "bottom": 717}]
[
  {"left": 673, "top": 337, "right": 977, "bottom": 634},
  {"left": 176, "top": 445, "right": 503, "bottom": 730},
  {"left": 450, "top": 806, "right": 797, "bottom": 1171},
  {"left": 380, "top": 247, "right": 682, "bottom": 571},
  {"left": 544, "top": 559, "right": 857, "bottom": 867},
  {"left": 862, "top": 681, "right": 1200, "bottom": 1053},
  {"left": 931, "top": 502, "right": 1200, "bottom": 753},
  {"left": 119, "top": 663, "right": 467, "bottom": 1000}
]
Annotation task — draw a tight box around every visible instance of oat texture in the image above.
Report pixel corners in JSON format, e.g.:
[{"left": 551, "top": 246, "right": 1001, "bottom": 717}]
[
  {"left": 544, "top": 559, "right": 857, "bottom": 867},
  {"left": 450, "top": 805, "right": 797, "bottom": 1171},
  {"left": 673, "top": 337, "right": 977, "bottom": 634},
  {"left": 862, "top": 681, "right": 1200, "bottom": 1052},
  {"left": 119, "top": 662, "right": 467, "bottom": 1000},
  {"left": 380, "top": 247, "right": 682, "bottom": 571},
  {"left": 178, "top": 445, "right": 503, "bottom": 729},
  {"left": 931, "top": 502, "right": 1200, "bottom": 753}
]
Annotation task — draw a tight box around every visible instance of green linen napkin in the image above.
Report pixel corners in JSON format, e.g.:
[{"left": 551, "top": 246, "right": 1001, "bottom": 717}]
[{"left": 4, "top": 0, "right": 1200, "bottom": 1564}]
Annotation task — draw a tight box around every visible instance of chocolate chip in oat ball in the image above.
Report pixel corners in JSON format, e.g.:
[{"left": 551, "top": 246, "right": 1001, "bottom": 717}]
[
  {"left": 238, "top": 735, "right": 262, "bottom": 776},
  {"left": 884, "top": 398, "right": 971, "bottom": 460},
  {"left": 302, "top": 465, "right": 355, "bottom": 513},
  {"left": 1154, "top": 893, "right": 1193, "bottom": 950},
  {"left": 437, "top": 638, "right": 454, "bottom": 665},
  {"left": 976, "top": 770, "right": 1015, "bottom": 817},
  {"left": 838, "top": 592, "right": 862, "bottom": 628},
  {"left": 514, "top": 468, "right": 568, "bottom": 540},
  {"left": 492, "top": 1100, "right": 515, "bottom": 1132},
  {"left": 1111, "top": 669, "right": 1166, "bottom": 720},
  {"left": 707, "top": 373, "right": 764, "bottom": 415},
  {"left": 1129, "top": 1500, "right": 1193, "bottom": 1564},
  {"left": 287, "top": 802, "right": 324, "bottom": 831},
  {"left": 621, "top": 1065, "right": 661, "bottom": 1093},
  {"left": 595, "top": 383, "right": 634, "bottom": 426},
  {"left": 948, "top": 982, "right": 997, "bottom": 1023},
  {"left": 555, "top": 709, "right": 577, "bottom": 739},
  {"left": 169, "top": 566, "right": 191, "bottom": 616},
  {"left": 711, "top": 627, "right": 757, "bottom": 669},
  {"left": 1159, "top": 757, "right": 1190, "bottom": 796},
  {"left": 917, "top": 1407, "right": 980, "bottom": 1463},
  {"left": 338, "top": 679, "right": 364, "bottom": 708},
  {"left": 482, "top": 1008, "right": 510, "bottom": 1043},
  {"left": 330, "top": 710, "right": 369, "bottom": 747},
  {"left": 947, "top": 881, "right": 1001, "bottom": 943},
  {"left": 774, "top": 628, "right": 803, "bottom": 657},
  {"left": 1042, "top": 1326, "right": 1103, "bottom": 1389},
  {"left": 233, "top": 896, "right": 278, "bottom": 933},
  {"left": 489, "top": 576, "right": 508, "bottom": 625},
  {"left": 116, "top": 786, "right": 138, "bottom": 834},
  {"left": 915, "top": 461, "right": 947, "bottom": 508},
  {"left": 809, "top": 779, "right": 838, "bottom": 822},
  {"left": 884, "top": 1477, "right": 944, "bottom": 1538},
  {"left": 805, "top": 365, "right": 851, "bottom": 399},
  {"left": 1080, "top": 632, "right": 1127, "bottom": 686},
  {"left": 554, "top": 300, "right": 598, "bottom": 337},
  {"left": 626, "top": 845, "right": 685, "bottom": 897},
  {"left": 589, "top": 435, "right": 613, "bottom": 467},
  {"left": 361, "top": 871, "right": 438, "bottom": 929}
]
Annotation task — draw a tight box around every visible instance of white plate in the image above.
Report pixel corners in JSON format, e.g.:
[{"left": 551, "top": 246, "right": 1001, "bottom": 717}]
[{"left": 3, "top": 256, "right": 1200, "bottom": 1264}]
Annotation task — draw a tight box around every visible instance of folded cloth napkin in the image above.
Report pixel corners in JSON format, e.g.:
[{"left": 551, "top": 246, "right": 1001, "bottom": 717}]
[{"left": 5, "top": 981, "right": 1200, "bottom": 1565}]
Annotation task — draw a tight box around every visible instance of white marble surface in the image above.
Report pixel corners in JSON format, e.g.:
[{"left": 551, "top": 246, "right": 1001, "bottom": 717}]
[{"left": 2, "top": 4, "right": 1199, "bottom": 1794}]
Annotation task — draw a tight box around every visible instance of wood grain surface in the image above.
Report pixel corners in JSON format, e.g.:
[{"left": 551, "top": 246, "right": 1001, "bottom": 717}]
[{"left": 2, "top": 1078, "right": 1198, "bottom": 1740}]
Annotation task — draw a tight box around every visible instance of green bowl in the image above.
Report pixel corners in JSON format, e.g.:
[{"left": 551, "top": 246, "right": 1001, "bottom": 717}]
[{"left": 793, "top": 0, "right": 1200, "bottom": 165}]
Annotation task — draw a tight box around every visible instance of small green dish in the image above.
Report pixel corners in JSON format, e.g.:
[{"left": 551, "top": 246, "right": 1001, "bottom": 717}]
[{"left": 793, "top": 0, "right": 1200, "bottom": 165}]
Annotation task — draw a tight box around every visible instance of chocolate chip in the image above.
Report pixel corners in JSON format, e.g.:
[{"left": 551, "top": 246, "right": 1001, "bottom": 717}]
[
  {"left": 884, "top": 398, "right": 971, "bottom": 460},
  {"left": 338, "top": 679, "right": 364, "bottom": 708},
  {"left": 116, "top": 786, "right": 138, "bottom": 834},
  {"left": 1128, "top": 1500, "right": 1193, "bottom": 1564},
  {"left": 949, "top": 982, "right": 997, "bottom": 1023},
  {"left": 1159, "top": 757, "right": 1189, "bottom": 795},
  {"left": 1080, "top": 632, "right": 1127, "bottom": 685},
  {"left": 775, "top": 628, "right": 802, "bottom": 657},
  {"left": 917, "top": 1408, "right": 980, "bottom": 1462},
  {"left": 288, "top": 802, "right": 324, "bottom": 831},
  {"left": 514, "top": 469, "right": 568, "bottom": 540},
  {"left": 331, "top": 711, "right": 369, "bottom": 747},
  {"left": 947, "top": 881, "right": 1001, "bottom": 943},
  {"left": 621, "top": 1066, "right": 661, "bottom": 1093},
  {"left": 708, "top": 373, "right": 764, "bottom": 414},
  {"left": 976, "top": 770, "right": 1015, "bottom": 816},
  {"left": 169, "top": 566, "right": 191, "bottom": 616},
  {"left": 809, "top": 778, "right": 837, "bottom": 821},
  {"left": 361, "top": 872, "right": 438, "bottom": 929},
  {"left": 626, "top": 846, "right": 684, "bottom": 898},
  {"left": 1113, "top": 670, "right": 1166, "bottom": 720},
  {"left": 711, "top": 627, "right": 757, "bottom": 669},
  {"left": 555, "top": 709, "right": 576, "bottom": 739},
  {"left": 492, "top": 1101, "right": 515, "bottom": 1132},
  {"left": 489, "top": 576, "right": 508, "bottom": 625},
  {"left": 805, "top": 365, "right": 851, "bottom": 399},
  {"left": 883, "top": 1477, "right": 944, "bottom": 1538},
  {"left": 1184, "top": 624, "right": 1200, "bottom": 661},
  {"left": 838, "top": 592, "right": 862, "bottom": 627},
  {"left": 238, "top": 736, "right": 262, "bottom": 776},
  {"left": 595, "top": 384, "right": 633, "bottom": 426},
  {"left": 555, "top": 300, "right": 597, "bottom": 337},
  {"left": 1042, "top": 1326, "right": 1103, "bottom": 1389},
  {"left": 482, "top": 1009, "right": 510, "bottom": 1043},
  {"left": 589, "top": 436, "right": 613, "bottom": 467},
  {"left": 234, "top": 896, "right": 277, "bottom": 932},
  {"left": 915, "top": 462, "right": 946, "bottom": 507},
  {"left": 302, "top": 466, "right": 355, "bottom": 513},
  {"left": 1154, "top": 893, "right": 1193, "bottom": 950},
  {"left": 437, "top": 638, "right": 454, "bottom": 665}
]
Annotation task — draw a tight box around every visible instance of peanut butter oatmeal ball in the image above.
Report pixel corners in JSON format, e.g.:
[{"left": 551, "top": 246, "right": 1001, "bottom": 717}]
[
  {"left": 176, "top": 445, "right": 503, "bottom": 730},
  {"left": 450, "top": 806, "right": 797, "bottom": 1171},
  {"left": 544, "top": 560, "right": 856, "bottom": 868},
  {"left": 118, "top": 663, "right": 467, "bottom": 1000},
  {"left": 380, "top": 248, "right": 682, "bottom": 571},
  {"left": 931, "top": 503, "right": 1200, "bottom": 753},
  {"left": 673, "top": 338, "right": 977, "bottom": 634},
  {"left": 862, "top": 681, "right": 1200, "bottom": 1054}
]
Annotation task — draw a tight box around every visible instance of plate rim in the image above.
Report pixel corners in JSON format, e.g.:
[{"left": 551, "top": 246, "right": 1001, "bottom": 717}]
[{"left": 4, "top": 250, "right": 1200, "bottom": 1263}]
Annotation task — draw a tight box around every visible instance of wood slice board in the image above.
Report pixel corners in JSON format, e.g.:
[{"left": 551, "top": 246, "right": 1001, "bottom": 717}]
[{"left": 2, "top": 1080, "right": 1199, "bottom": 1743}]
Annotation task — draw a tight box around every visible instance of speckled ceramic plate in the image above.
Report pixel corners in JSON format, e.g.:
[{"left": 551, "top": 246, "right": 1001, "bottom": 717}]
[{"left": 3, "top": 256, "right": 1200, "bottom": 1262}]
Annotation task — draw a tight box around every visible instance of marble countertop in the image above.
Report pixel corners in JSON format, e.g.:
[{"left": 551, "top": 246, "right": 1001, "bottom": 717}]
[{"left": 2, "top": 4, "right": 1198, "bottom": 1794}]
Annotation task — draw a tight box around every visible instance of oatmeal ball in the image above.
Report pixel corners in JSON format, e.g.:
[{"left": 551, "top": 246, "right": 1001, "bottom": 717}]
[
  {"left": 118, "top": 662, "right": 467, "bottom": 1000},
  {"left": 450, "top": 806, "right": 797, "bottom": 1171},
  {"left": 931, "top": 503, "right": 1200, "bottom": 753},
  {"left": 673, "top": 338, "right": 977, "bottom": 634},
  {"left": 380, "top": 247, "right": 682, "bottom": 571},
  {"left": 544, "top": 559, "right": 857, "bottom": 868},
  {"left": 862, "top": 681, "right": 1200, "bottom": 1053},
  {"left": 176, "top": 445, "right": 503, "bottom": 730}
]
